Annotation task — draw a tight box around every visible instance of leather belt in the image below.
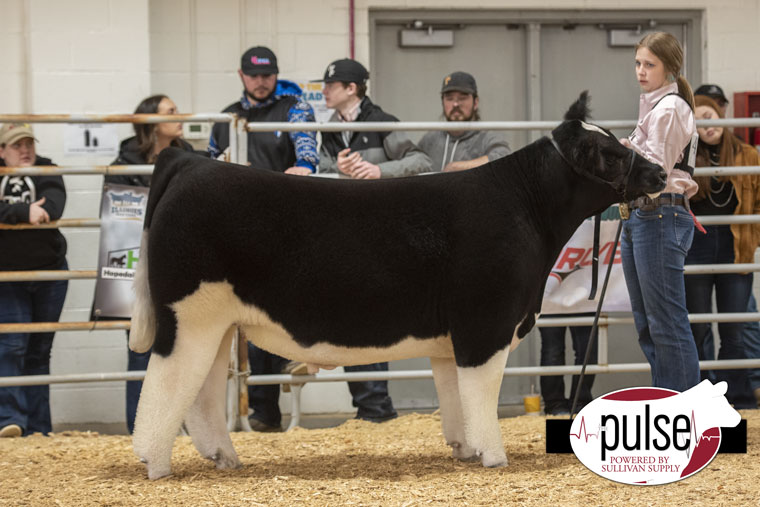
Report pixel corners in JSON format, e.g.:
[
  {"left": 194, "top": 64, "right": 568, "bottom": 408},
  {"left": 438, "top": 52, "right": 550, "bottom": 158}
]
[{"left": 628, "top": 193, "right": 687, "bottom": 212}]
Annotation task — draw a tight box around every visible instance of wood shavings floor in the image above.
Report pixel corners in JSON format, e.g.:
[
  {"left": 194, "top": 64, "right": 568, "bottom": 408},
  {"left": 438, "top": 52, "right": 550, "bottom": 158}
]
[{"left": 1, "top": 410, "right": 758, "bottom": 506}]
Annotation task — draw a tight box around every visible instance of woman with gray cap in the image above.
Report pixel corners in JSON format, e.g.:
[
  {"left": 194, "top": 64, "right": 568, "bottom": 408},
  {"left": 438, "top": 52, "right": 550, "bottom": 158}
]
[{"left": 0, "top": 124, "right": 68, "bottom": 438}]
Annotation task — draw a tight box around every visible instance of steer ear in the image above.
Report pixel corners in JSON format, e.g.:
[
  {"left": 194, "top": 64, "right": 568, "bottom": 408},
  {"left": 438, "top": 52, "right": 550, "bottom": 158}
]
[{"left": 564, "top": 91, "right": 591, "bottom": 122}]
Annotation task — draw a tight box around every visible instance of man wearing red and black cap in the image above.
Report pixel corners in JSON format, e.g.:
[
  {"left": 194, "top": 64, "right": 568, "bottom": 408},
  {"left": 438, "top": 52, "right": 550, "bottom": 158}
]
[
  {"left": 208, "top": 46, "right": 318, "bottom": 175},
  {"left": 208, "top": 47, "right": 316, "bottom": 432},
  {"left": 317, "top": 58, "right": 431, "bottom": 179}
]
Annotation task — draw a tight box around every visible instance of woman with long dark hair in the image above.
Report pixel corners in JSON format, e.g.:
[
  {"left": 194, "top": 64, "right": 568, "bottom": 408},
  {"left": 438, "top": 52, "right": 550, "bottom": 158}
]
[
  {"left": 108, "top": 94, "right": 195, "bottom": 433},
  {"left": 685, "top": 94, "right": 760, "bottom": 408}
]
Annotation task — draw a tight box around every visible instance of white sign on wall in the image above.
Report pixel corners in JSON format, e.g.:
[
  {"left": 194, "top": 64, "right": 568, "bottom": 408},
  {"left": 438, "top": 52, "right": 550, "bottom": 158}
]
[
  {"left": 296, "top": 81, "right": 334, "bottom": 123},
  {"left": 63, "top": 123, "right": 119, "bottom": 157}
]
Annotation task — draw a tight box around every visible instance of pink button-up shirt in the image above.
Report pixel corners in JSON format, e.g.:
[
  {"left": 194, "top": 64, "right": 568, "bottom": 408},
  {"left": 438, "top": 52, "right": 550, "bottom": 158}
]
[{"left": 628, "top": 82, "right": 698, "bottom": 198}]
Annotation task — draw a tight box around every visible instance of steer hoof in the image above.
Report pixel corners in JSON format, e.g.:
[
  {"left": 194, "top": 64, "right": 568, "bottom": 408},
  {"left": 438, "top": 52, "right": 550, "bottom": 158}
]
[
  {"left": 450, "top": 442, "right": 478, "bottom": 462},
  {"left": 146, "top": 462, "right": 173, "bottom": 480},
  {"left": 211, "top": 451, "right": 241, "bottom": 470},
  {"left": 481, "top": 450, "right": 509, "bottom": 468}
]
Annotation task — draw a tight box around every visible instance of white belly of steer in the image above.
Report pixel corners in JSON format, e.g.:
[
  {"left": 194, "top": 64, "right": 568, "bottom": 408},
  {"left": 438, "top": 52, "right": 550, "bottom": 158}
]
[{"left": 171, "top": 281, "right": 454, "bottom": 366}]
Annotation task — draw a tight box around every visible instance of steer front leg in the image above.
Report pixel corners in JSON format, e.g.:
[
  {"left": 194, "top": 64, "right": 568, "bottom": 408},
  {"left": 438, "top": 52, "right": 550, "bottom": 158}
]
[{"left": 456, "top": 348, "right": 509, "bottom": 467}]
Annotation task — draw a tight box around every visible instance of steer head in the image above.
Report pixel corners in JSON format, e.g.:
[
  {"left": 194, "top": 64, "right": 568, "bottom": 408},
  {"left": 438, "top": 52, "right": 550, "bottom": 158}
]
[{"left": 551, "top": 91, "right": 667, "bottom": 203}]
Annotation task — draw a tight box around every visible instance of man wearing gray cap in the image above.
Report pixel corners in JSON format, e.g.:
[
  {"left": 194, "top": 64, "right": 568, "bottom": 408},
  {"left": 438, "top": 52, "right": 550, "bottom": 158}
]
[{"left": 418, "top": 71, "right": 510, "bottom": 172}]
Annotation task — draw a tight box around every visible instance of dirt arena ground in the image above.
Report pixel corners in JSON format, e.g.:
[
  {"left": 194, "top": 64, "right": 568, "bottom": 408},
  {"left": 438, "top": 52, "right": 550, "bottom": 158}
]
[{"left": 1, "top": 410, "right": 759, "bottom": 506}]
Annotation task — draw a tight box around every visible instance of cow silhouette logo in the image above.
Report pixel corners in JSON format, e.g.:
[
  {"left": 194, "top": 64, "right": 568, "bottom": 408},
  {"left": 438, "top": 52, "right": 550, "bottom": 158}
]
[{"left": 570, "top": 380, "right": 740, "bottom": 485}]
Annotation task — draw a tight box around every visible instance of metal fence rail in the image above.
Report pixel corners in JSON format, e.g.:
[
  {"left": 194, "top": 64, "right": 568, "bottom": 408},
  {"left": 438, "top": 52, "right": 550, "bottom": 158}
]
[
  {"left": 245, "top": 117, "right": 760, "bottom": 132},
  {"left": 4, "top": 359, "right": 760, "bottom": 388},
  {"left": 3, "top": 114, "right": 760, "bottom": 428}
]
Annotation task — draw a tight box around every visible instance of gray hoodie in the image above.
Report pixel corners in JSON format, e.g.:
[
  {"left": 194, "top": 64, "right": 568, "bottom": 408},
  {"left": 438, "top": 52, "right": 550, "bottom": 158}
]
[{"left": 417, "top": 129, "right": 511, "bottom": 172}]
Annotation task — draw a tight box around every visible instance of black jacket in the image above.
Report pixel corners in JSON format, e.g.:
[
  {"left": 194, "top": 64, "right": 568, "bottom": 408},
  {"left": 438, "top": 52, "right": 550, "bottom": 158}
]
[
  {"left": 319, "top": 97, "right": 431, "bottom": 177},
  {"left": 107, "top": 136, "right": 197, "bottom": 187},
  {"left": 0, "top": 155, "right": 67, "bottom": 270},
  {"left": 210, "top": 96, "right": 300, "bottom": 172}
]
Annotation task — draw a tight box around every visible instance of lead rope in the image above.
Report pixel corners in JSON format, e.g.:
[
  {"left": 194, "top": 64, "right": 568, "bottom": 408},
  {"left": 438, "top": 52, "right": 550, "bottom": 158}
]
[
  {"left": 588, "top": 213, "right": 602, "bottom": 300},
  {"left": 569, "top": 215, "right": 623, "bottom": 420}
]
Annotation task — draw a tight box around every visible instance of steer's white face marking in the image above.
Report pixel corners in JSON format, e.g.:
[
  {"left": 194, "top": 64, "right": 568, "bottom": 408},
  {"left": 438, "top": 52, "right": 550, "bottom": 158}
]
[
  {"left": 170, "top": 281, "right": 455, "bottom": 366},
  {"left": 581, "top": 121, "right": 609, "bottom": 137}
]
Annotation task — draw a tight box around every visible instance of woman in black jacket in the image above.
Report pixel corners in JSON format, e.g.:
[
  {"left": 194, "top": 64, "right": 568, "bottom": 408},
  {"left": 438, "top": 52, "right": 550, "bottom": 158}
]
[
  {"left": 0, "top": 124, "right": 68, "bottom": 437},
  {"left": 107, "top": 95, "right": 195, "bottom": 434}
]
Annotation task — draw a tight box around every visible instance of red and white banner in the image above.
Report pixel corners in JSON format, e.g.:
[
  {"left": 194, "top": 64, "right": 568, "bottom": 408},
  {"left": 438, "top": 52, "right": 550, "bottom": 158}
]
[{"left": 541, "top": 209, "right": 631, "bottom": 314}]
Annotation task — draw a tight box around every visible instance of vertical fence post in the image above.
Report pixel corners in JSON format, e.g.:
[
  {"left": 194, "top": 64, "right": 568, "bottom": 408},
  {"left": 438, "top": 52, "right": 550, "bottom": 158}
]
[
  {"left": 597, "top": 323, "right": 609, "bottom": 367},
  {"left": 226, "top": 115, "right": 237, "bottom": 164},
  {"left": 227, "top": 114, "right": 253, "bottom": 431}
]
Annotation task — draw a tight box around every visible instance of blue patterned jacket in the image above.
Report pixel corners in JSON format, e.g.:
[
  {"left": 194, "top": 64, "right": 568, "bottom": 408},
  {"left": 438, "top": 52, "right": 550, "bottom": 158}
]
[{"left": 208, "top": 79, "right": 318, "bottom": 172}]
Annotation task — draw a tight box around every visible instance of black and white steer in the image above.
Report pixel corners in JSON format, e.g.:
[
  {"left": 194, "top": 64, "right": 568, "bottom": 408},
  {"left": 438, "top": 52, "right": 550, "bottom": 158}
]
[{"left": 130, "top": 93, "right": 666, "bottom": 479}]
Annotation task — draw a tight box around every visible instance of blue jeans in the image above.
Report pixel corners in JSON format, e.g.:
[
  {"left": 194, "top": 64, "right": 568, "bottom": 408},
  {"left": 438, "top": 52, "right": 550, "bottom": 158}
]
[
  {"left": 685, "top": 224, "right": 755, "bottom": 408},
  {"left": 621, "top": 200, "right": 700, "bottom": 391},
  {"left": 344, "top": 362, "right": 397, "bottom": 422},
  {"left": 0, "top": 262, "right": 68, "bottom": 435},
  {"left": 743, "top": 294, "right": 760, "bottom": 393},
  {"left": 247, "top": 342, "right": 397, "bottom": 424},
  {"left": 539, "top": 319, "right": 595, "bottom": 414},
  {"left": 125, "top": 332, "right": 150, "bottom": 434}
]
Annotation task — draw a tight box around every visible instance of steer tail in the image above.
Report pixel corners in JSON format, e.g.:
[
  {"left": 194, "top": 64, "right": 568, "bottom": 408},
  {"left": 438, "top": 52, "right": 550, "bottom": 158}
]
[
  {"left": 130, "top": 228, "right": 155, "bottom": 353},
  {"left": 129, "top": 148, "right": 188, "bottom": 353}
]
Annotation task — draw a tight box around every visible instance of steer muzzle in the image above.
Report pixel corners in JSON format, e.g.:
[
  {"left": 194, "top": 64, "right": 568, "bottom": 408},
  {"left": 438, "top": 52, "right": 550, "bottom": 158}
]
[{"left": 628, "top": 158, "right": 667, "bottom": 200}]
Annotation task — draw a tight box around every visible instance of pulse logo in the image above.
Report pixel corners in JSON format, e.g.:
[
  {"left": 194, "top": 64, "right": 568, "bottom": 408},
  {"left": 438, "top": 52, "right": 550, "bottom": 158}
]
[{"left": 570, "top": 380, "right": 740, "bottom": 485}]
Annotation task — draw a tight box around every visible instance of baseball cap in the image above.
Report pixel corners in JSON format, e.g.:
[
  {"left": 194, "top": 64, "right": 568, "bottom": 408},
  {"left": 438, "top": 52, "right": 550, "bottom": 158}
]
[
  {"left": 441, "top": 71, "right": 477, "bottom": 95},
  {"left": 314, "top": 59, "right": 369, "bottom": 84},
  {"left": 241, "top": 46, "right": 278, "bottom": 76},
  {"left": 695, "top": 84, "right": 728, "bottom": 104},
  {"left": 0, "top": 123, "right": 36, "bottom": 147}
]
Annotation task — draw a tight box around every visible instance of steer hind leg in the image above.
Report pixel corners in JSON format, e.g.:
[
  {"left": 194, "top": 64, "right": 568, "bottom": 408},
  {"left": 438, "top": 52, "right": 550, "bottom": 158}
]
[
  {"left": 456, "top": 347, "right": 510, "bottom": 468},
  {"left": 183, "top": 326, "right": 241, "bottom": 471},
  {"left": 431, "top": 357, "right": 477, "bottom": 461},
  {"left": 133, "top": 320, "right": 230, "bottom": 480}
]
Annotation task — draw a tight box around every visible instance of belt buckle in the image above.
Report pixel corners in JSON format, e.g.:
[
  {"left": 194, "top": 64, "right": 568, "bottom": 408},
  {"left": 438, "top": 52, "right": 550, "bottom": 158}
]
[{"left": 619, "top": 202, "right": 630, "bottom": 220}]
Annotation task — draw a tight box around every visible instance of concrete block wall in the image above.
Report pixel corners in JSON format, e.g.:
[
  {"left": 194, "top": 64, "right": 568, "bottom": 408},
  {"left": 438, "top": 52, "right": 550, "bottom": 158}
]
[
  {"left": 2, "top": 0, "right": 152, "bottom": 427},
  {"left": 2, "top": 0, "right": 760, "bottom": 429}
]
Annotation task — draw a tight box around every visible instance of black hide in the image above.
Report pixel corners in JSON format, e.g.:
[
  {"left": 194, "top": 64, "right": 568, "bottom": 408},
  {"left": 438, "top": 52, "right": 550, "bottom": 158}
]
[{"left": 142, "top": 94, "right": 666, "bottom": 367}]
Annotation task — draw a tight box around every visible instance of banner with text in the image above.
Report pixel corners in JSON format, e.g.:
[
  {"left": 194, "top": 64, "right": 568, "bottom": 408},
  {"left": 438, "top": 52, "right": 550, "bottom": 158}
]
[
  {"left": 92, "top": 183, "right": 148, "bottom": 319},
  {"left": 541, "top": 207, "right": 631, "bottom": 314}
]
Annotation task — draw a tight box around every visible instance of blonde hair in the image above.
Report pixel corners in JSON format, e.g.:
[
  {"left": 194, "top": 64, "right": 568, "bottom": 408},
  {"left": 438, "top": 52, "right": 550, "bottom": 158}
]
[{"left": 636, "top": 32, "right": 695, "bottom": 110}]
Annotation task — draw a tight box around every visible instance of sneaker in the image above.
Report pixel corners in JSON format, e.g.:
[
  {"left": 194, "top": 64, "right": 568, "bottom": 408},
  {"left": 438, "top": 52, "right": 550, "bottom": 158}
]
[
  {"left": 248, "top": 417, "right": 283, "bottom": 433},
  {"left": 281, "top": 361, "right": 308, "bottom": 393},
  {"left": 356, "top": 412, "right": 398, "bottom": 423},
  {"left": 0, "top": 424, "right": 22, "bottom": 438}
]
